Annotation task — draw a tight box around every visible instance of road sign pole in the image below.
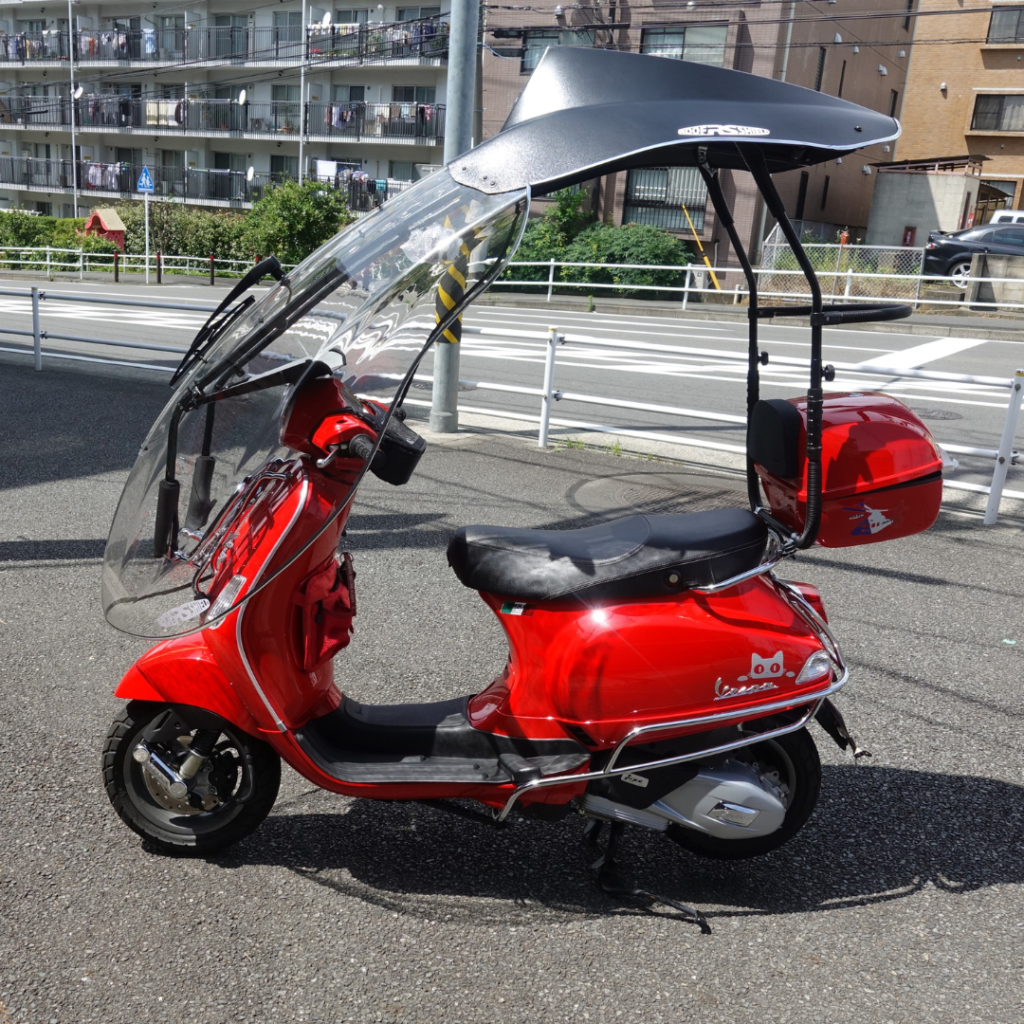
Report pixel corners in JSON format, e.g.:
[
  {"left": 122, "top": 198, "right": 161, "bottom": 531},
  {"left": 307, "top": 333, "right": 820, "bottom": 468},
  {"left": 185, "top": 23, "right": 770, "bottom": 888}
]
[{"left": 145, "top": 192, "right": 150, "bottom": 285}]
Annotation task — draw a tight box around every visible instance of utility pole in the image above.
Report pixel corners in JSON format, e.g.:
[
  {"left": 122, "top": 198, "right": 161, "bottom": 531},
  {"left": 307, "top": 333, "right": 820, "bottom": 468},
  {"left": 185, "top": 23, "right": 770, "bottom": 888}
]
[
  {"left": 67, "top": 0, "right": 79, "bottom": 217},
  {"left": 298, "top": 0, "right": 308, "bottom": 184},
  {"left": 430, "top": 0, "right": 480, "bottom": 433}
]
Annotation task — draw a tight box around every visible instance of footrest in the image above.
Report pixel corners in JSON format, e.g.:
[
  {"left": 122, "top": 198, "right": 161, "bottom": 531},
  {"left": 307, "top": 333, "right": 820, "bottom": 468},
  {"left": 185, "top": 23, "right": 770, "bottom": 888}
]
[{"left": 499, "top": 752, "right": 590, "bottom": 785}]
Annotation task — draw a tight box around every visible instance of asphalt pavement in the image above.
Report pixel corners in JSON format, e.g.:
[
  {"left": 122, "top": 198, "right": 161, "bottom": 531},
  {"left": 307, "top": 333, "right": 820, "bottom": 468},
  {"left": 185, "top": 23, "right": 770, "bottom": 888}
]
[{"left": 2, "top": 357, "right": 1024, "bottom": 1023}]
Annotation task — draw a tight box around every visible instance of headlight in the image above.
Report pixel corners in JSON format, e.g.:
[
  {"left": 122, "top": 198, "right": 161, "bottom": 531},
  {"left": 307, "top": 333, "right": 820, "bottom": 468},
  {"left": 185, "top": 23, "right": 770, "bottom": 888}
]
[{"left": 794, "top": 649, "right": 833, "bottom": 686}]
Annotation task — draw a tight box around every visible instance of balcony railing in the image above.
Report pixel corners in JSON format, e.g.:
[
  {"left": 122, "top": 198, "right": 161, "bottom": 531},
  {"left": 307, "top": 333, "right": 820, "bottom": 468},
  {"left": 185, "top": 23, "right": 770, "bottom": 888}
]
[
  {"left": 0, "top": 17, "right": 447, "bottom": 67},
  {"left": 347, "top": 177, "right": 414, "bottom": 212},
  {"left": 0, "top": 157, "right": 270, "bottom": 204},
  {"left": 0, "top": 95, "right": 445, "bottom": 144}
]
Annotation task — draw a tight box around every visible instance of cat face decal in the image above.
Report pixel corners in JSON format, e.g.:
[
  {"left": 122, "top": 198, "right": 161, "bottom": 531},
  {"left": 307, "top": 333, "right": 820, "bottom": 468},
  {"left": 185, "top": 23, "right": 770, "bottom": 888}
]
[
  {"left": 713, "top": 652, "right": 798, "bottom": 701},
  {"left": 738, "top": 651, "right": 795, "bottom": 683}
]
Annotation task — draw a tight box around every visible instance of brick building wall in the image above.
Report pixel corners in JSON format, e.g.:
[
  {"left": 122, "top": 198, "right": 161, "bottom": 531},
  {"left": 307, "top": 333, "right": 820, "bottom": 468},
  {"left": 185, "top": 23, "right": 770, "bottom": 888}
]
[
  {"left": 480, "top": 0, "right": 911, "bottom": 265},
  {"left": 896, "top": 0, "right": 1024, "bottom": 215}
]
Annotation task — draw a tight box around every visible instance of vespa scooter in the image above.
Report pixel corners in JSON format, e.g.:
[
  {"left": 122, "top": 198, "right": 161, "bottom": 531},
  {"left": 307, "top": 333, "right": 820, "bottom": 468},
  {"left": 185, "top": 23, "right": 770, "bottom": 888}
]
[{"left": 101, "top": 48, "right": 944, "bottom": 930}]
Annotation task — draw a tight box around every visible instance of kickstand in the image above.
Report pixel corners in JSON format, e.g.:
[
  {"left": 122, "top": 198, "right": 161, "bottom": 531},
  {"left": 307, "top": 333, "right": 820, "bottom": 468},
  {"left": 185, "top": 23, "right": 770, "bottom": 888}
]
[{"left": 584, "top": 820, "right": 711, "bottom": 935}]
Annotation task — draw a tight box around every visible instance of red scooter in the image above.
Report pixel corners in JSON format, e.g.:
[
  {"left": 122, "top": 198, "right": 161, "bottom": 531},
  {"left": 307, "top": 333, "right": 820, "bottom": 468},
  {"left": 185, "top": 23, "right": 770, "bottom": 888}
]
[{"left": 101, "top": 49, "right": 943, "bottom": 929}]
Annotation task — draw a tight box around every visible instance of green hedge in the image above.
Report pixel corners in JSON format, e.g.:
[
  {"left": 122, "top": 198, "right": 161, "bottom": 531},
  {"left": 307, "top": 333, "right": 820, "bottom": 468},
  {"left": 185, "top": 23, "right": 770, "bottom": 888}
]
[{"left": 501, "top": 188, "right": 694, "bottom": 298}]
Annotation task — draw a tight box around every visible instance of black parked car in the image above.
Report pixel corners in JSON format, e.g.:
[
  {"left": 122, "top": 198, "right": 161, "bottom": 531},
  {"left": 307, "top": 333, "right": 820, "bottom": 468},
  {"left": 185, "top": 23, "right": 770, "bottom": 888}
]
[{"left": 923, "top": 223, "right": 1024, "bottom": 287}]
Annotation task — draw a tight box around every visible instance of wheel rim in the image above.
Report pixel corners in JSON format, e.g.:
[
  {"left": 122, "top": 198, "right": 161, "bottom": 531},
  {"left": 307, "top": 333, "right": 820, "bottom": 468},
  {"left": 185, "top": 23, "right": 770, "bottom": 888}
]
[
  {"left": 121, "top": 721, "right": 253, "bottom": 838},
  {"left": 951, "top": 263, "right": 971, "bottom": 288},
  {"left": 737, "top": 737, "right": 797, "bottom": 812}
]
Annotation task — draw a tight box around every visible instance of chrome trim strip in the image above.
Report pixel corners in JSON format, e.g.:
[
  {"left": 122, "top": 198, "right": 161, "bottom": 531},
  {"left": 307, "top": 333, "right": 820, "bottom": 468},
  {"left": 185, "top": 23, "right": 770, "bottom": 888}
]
[
  {"left": 494, "top": 665, "right": 848, "bottom": 822},
  {"left": 691, "top": 531, "right": 783, "bottom": 595},
  {"left": 690, "top": 554, "right": 781, "bottom": 594},
  {"left": 234, "top": 470, "right": 311, "bottom": 733}
]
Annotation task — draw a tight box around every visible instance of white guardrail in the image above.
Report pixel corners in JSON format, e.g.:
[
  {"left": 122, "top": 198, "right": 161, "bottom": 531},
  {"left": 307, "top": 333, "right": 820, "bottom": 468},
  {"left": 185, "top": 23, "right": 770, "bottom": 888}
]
[
  {"left": 0, "top": 245, "right": 295, "bottom": 281},
  {"left": 0, "top": 287, "right": 1021, "bottom": 525},
  {"left": 495, "top": 259, "right": 1024, "bottom": 313}
]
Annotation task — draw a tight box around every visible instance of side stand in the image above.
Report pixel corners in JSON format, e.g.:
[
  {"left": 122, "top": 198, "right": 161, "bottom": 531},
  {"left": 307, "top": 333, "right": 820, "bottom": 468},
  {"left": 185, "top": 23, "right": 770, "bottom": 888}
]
[{"left": 585, "top": 820, "right": 711, "bottom": 934}]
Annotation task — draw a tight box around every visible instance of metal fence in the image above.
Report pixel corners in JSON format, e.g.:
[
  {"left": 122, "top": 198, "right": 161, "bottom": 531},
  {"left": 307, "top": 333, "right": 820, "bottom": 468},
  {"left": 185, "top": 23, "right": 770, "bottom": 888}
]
[
  {"left": 0, "top": 17, "right": 448, "bottom": 68},
  {"left": 496, "top": 258, "right": 1024, "bottom": 313},
  {"left": 1, "top": 94, "right": 446, "bottom": 145},
  {"left": 1, "top": 286, "right": 1019, "bottom": 525},
  {"left": 758, "top": 224, "right": 925, "bottom": 301},
  {"left": 0, "top": 246, "right": 296, "bottom": 280}
]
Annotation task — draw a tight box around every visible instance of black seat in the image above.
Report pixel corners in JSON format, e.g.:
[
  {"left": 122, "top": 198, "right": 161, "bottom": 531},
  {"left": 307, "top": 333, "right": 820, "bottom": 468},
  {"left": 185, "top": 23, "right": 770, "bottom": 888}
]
[{"left": 446, "top": 508, "right": 768, "bottom": 602}]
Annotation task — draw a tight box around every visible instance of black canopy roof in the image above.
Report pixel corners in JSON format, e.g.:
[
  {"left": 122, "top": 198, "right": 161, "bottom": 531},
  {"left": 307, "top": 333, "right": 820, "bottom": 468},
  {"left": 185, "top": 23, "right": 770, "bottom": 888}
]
[{"left": 450, "top": 47, "right": 900, "bottom": 195}]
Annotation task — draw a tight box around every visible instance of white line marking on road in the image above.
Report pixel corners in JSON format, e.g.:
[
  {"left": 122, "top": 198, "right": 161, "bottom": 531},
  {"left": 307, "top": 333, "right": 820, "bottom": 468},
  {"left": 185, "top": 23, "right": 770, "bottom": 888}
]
[{"left": 857, "top": 336, "right": 989, "bottom": 369}]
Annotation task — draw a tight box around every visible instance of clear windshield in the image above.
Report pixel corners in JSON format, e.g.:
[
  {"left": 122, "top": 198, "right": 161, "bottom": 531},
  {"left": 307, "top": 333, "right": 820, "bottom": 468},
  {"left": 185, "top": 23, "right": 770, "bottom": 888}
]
[{"left": 102, "top": 169, "right": 528, "bottom": 639}]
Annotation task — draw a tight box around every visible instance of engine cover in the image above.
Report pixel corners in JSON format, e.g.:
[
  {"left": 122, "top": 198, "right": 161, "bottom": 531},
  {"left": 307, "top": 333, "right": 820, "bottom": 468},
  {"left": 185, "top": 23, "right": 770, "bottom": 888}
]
[{"left": 582, "top": 758, "right": 787, "bottom": 840}]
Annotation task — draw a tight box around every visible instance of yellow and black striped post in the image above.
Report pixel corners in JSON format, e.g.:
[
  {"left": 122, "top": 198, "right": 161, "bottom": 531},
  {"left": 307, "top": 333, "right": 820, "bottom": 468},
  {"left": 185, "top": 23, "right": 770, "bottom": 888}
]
[{"left": 429, "top": 212, "right": 472, "bottom": 432}]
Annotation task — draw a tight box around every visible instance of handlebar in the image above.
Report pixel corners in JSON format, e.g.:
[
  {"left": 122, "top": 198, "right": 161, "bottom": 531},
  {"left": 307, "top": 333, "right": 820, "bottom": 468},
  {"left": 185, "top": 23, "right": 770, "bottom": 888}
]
[{"left": 349, "top": 433, "right": 376, "bottom": 462}]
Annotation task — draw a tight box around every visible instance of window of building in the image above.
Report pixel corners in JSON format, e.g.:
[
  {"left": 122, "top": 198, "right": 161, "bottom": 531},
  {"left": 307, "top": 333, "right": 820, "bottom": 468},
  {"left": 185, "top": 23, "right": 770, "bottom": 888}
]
[
  {"left": 640, "top": 25, "right": 728, "bottom": 66},
  {"left": 521, "top": 28, "right": 595, "bottom": 72},
  {"left": 889, "top": 90, "right": 900, "bottom": 117},
  {"left": 821, "top": 175, "right": 830, "bottom": 210},
  {"left": 622, "top": 166, "right": 709, "bottom": 232},
  {"left": 397, "top": 6, "right": 441, "bottom": 20},
  {"left": 389, "top": 160, "right": 414, "bottom": 180},
  {"left": 273, "top": 11, "right": 302, "bottom": 42},
  {"left": 972, "top": 94, "right": 1024, "bottom": 132},
  {"left": 392, "top": 85, "right": 436, "bottom": 102},
  {"left": 213, "top": 152, "right": 245, "bottom": 171},
  {"left": 335, "top": 9, "right": 369, "bottom": 23},
  {"left": 837, "top": 59, "right": 846, "bottom": 98},
  {"left": 35, "top": 201, "right": 52, "bottom": 216},
  {"left": 903, "top": 0, "right": 915, "bottom": 31},
  {"left": 270, "top": 154, "right": 299, "bottom": 180},
  {"left": 813, "top": 47, "right": 826, "bottom": 91},
  {"left": 333, "top": 84, "right": 366, "bottom": 101},
  {"left": 988, "top": 6, "right": 1024, "bottom": 42}
]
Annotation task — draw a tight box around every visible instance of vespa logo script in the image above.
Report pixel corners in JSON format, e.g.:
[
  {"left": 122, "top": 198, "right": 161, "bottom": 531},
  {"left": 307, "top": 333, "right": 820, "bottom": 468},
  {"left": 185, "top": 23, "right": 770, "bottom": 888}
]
[
  {"left": 677, "top": 124, "right": 771, "bottom": 138},
  {"left": 714, "top": 651, "right": 795, "bottom": 701}
]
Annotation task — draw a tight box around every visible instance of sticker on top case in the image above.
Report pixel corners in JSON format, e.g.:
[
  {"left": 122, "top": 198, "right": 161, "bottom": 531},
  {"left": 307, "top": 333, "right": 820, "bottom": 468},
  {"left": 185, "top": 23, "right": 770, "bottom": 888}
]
[{"left": 844, "top": 502, "right": 894, "bottom": 536}]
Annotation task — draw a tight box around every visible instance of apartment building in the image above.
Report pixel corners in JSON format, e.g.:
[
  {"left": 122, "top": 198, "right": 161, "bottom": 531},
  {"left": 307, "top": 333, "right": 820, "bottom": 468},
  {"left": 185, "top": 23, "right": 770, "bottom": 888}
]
[
  {"left": 894, "top": 0, "right": 1024, "bottom": 222},
  {"left": 0, "top": 0, "right": 450, "bottom": 216},
  {"left": 482, "top": 0, "right": 913, "bottom": 258}
]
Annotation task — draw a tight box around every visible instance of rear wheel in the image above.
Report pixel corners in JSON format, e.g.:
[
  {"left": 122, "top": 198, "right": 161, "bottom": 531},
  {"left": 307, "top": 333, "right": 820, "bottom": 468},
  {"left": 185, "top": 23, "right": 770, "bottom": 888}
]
[
  {"left": 102, "top": 701, "right": 281, "bottom": 855},
  {"left": 949, "top": 260, "right": 972, "bottom": 289},
  {"left": 667, "top": 726, "right": 821, "bottom": 860}
]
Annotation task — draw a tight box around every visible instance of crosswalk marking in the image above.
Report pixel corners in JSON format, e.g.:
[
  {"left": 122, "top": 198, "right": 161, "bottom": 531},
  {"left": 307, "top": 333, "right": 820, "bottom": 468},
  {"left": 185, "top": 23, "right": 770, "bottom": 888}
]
[{"left": 857, "top": 336, "right": 989, "bottom": 369}]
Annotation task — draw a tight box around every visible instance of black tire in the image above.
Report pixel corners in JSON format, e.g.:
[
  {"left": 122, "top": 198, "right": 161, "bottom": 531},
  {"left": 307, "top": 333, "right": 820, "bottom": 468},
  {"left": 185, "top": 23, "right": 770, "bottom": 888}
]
[
  {"left": 667, "top": 726, "right": 821, "bottom": 860},
  {"left": 102, "top": 700, "right": 281, "bottom": 856}
]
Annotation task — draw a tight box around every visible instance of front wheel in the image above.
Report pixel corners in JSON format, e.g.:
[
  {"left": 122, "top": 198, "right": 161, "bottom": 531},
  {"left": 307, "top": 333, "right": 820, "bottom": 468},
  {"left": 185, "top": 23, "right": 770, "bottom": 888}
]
[
  {"left": 103, "top": 701, "right": 281, "bottom": 855},
  {"left": 949, "top": 260, "right": 972, "bottom": 289},
  {"left": 667, "top": 726, "right": 821, "bottom": 860}
]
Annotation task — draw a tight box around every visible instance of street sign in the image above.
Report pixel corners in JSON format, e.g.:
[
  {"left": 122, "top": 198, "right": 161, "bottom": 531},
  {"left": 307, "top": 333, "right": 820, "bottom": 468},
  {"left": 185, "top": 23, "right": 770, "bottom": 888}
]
[{"left": 136, "top": 166, "right": 155, "bottom": 193}]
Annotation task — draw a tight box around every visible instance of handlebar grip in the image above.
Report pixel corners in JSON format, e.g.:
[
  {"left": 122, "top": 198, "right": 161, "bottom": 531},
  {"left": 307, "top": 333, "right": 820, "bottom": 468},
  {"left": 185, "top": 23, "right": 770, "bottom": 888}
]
[{"left": 349, "top": 433, "right": 376, "bottom": 462}]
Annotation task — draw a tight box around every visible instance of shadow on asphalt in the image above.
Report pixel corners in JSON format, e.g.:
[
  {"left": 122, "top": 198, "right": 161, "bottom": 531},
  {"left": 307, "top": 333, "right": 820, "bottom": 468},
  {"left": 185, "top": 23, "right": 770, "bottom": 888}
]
[
  {"left": 196, "top": 764, "right": 1024, "bottom": 926},
  {"left": 0, "top": 361, "right": 167, "bottom": 490}
]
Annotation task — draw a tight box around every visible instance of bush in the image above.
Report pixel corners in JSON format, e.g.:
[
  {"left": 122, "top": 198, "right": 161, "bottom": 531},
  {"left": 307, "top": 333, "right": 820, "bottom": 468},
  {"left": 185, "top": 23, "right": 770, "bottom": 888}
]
[
  {"left": 239, "top": 179, "right": 353, "bottom": 266},
  {"left": 562, "top": 222, "right": 693, "bottom": 295},
  {"left": 116, "top": 203, "right": 247, "bottom": 264},
  {"left": 503, "top": 188, "right": 593, "bottom": 285},
  {"left": 502, "top": 187, "right": 694, "bottom": 298}
]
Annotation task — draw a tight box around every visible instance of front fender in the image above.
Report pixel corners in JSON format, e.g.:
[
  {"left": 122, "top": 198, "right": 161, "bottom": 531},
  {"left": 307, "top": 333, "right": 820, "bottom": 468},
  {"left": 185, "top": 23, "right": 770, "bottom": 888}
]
[{"left": 115, "top": 636, "right": 264, "bottom": 737}]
